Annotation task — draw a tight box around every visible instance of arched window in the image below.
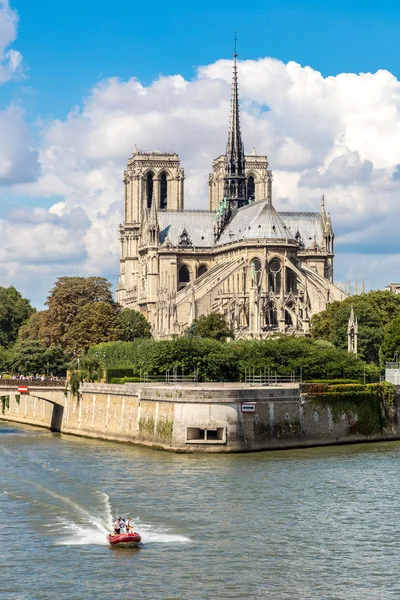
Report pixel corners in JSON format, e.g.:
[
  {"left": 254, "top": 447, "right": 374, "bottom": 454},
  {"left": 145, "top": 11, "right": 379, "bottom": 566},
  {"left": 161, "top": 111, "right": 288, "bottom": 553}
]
[
  {"left": 268, "top": 258, "right": 281, "bottom": 293},
  {"left": 146, "top": 172, "right": 154, "bottom": 209},
  {"left": 247, "top": 175, "right": 255, "bottom": 201},
  {"left": 285, "top": 309, "right": 293, "bottom": 327},
  {"left": 197, "top": 265, "right": 208, "bottom": 278},
  {"left": 286, "top": 268, "right": 296, "bottom": 293},
  {"left": 160, "top": 172, "right": 167, "bottom": 209},
  {"left": 250, "top": 258, "right": 262, "bottom": 286},
  {"left": 265, "top": 301, "right": 278, "bottom": 328},
  {"left": 178, "top": 264, "right": 190, "bottom": 291}
]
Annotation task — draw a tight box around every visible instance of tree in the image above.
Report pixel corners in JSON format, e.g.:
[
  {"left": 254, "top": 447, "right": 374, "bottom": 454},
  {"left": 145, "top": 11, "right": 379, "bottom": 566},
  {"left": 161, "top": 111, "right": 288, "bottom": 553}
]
[
  {"left": 65, "top": 301, "right": 121, "bottom": 353},
  {"left": 189, "top": 312, "right": 234, "bottom": 342},
  {"left": 10, "top": 341, "right": 68, "bottom": 376},
  {"left": 311, "top": 291, "right": 400, "bottom": 363},
  {"left": 116, "top": 309, "right": 151, "bottom": 341},
  {"left": 382, "top": 314, "right": 400, "bottom": 362},
  {"left": 17, "top": 311, "right": 46, "bottom": 342},
  {"left": 0, "top": 286, "right": 35, "bottom": 347},
  {"left": 41, "top": 277, "right": 118, "bottom": 349}
]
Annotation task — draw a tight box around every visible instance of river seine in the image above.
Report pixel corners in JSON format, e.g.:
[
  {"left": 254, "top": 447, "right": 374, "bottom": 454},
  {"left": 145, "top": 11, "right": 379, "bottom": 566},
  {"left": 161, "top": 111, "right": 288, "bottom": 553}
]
[{"left": 1, "top": 421, "right": 400, "bottom": 599}]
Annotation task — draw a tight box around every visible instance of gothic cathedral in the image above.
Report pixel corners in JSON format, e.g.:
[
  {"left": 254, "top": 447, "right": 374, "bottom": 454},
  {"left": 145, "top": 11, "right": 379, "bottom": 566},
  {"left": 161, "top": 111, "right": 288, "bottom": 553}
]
[{"left": 116, "top": 52, "right": 347, "bottom": 338}]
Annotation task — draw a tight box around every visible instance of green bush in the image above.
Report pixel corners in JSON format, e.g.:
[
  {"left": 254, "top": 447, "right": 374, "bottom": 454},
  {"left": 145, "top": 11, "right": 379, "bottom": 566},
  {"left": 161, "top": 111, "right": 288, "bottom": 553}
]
[
  {"left": 106, "top": 367, "right": 135, "bottom": 383},
  {"left": 87, "top": 336, "right": 373, "bottom": 383},
  {"left": 303, "top": 379, "right": 361, "bottom": 385},
  {"left": 110, "top": 376, "right": 141, "bottom": 384}
]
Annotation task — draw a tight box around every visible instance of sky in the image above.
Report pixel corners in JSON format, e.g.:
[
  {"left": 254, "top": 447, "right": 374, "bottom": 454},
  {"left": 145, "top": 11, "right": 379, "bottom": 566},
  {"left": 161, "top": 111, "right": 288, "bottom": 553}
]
[{"left": 2, "top": 0, "right": 400, "bottom": 306}]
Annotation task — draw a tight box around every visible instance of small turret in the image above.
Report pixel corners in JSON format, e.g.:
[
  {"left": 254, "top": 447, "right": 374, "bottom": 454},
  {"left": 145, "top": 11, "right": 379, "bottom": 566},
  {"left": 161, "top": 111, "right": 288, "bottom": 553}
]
[{"left": 347, "top": 305, "right": 358, "bottom": 354}]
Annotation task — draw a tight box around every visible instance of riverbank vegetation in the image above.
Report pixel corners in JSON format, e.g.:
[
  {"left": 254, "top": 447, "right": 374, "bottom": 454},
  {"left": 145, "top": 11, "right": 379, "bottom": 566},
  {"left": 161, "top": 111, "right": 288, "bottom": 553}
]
[
  {"left": 84, "top": 336, "right": 378, "bottom": 383},
  {"left": 1, "top": 278, "right": 400, "bottom": 382}
]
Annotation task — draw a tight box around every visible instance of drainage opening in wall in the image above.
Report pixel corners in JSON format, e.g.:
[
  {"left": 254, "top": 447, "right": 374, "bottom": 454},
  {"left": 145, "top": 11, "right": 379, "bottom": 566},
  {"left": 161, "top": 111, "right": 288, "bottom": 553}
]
[{"left": 186, "top": 427, "right": 226, "bottom": 444}]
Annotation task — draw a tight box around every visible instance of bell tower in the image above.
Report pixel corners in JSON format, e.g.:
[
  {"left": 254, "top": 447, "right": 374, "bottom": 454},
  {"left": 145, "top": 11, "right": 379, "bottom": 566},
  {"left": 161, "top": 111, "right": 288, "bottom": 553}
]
[{"left": 117, "top": 148, "right": 184, "bottom": 307}]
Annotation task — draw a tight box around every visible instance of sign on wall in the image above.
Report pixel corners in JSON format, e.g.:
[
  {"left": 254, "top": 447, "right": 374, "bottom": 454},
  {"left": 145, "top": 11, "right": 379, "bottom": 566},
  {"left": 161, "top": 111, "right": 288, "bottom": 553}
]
[
  {"left": 17, "top": 386, "right": 29, "bottom": 394},
  {"left": 241, "top": 402, "right": 256, "bottom": 413}
]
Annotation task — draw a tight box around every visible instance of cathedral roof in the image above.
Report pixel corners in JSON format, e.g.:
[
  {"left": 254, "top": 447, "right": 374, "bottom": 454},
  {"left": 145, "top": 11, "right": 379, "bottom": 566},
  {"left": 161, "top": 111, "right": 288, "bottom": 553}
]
[
  {"left": 216, "top": 199, "right": 297, "bottom": 246},
  {"left": 279, "top": 212, "right": 325, "bottom": 247},
  {"left": 158, "top": 210, "right": 215, "bottom": 247}
]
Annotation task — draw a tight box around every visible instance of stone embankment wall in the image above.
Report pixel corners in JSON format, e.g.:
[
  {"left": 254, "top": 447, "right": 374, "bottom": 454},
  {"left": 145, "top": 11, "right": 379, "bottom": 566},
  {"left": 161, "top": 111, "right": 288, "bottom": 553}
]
[{"left": 0, "top": 383, "right": 399, "bottom": 452}]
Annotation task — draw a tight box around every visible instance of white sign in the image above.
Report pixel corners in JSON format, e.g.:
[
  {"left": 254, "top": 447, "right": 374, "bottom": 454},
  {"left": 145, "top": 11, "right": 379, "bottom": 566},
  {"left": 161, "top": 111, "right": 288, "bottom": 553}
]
[{"left": 241, "top": 402, "right": 256, "bottom": 413}]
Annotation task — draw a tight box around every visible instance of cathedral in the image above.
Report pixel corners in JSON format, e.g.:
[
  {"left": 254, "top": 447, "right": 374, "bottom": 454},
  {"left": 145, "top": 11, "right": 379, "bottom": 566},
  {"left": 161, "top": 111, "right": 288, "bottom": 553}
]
[{"left": 116, "top": 52, "right": 347, "bottom": 338}]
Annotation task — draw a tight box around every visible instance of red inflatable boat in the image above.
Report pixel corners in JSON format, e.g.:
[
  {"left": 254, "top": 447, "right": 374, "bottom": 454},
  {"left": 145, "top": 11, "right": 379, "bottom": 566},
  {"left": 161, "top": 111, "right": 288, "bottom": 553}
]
[{"left": 106, "top": 532, "right": 141, "bottom": 548}]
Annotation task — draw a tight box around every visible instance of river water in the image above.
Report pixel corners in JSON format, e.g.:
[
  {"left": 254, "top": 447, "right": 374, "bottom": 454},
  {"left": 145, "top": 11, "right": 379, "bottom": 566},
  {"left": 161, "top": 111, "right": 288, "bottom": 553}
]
[{"left": 1, "top": 422, "right": 400, "bottom": 600}]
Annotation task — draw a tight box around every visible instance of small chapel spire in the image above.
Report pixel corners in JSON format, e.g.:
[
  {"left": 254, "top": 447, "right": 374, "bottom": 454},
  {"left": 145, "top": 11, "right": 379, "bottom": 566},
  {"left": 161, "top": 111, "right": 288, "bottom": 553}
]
[
  {"left": 348, "top": 305, "right": 358, "bottom": 354},
  {"left": 223, "top": 33, "right": 246, "bottom": 212}
]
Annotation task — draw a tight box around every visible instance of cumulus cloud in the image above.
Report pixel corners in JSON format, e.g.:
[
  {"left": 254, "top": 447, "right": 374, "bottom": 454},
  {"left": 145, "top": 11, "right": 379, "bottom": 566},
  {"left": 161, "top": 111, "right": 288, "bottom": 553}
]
[
  {"left": 0, "top": 0, "right": 22, "bottom": 83},
  {"left": 0, "top": 105, "right": 40, "bottom": 184},
  {"left": 4, "top": 55, "right": 400, "bottom": 302}
]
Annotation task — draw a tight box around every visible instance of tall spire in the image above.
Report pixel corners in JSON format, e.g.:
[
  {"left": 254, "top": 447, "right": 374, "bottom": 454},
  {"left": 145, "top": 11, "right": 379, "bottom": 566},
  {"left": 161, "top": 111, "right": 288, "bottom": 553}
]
[{"left": 223, "top": 33, "right": 246, "bottom": 212}]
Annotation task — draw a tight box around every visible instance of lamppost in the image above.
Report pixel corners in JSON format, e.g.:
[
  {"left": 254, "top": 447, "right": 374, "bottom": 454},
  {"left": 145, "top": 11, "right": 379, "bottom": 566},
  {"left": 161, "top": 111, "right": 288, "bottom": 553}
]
[{"left": 46, "top": 361, "right": 50, "bottom": 377}]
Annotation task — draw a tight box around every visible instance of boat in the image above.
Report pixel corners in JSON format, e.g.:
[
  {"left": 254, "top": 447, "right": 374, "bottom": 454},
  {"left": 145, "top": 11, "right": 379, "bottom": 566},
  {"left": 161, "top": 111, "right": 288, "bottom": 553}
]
[{"left": 106, "top": 532, "right": 141, "bottom": 548}]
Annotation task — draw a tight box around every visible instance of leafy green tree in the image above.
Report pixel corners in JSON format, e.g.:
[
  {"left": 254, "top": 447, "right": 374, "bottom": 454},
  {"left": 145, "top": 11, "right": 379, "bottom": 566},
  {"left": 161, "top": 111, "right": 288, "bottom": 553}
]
[
  {"left": 68, "top": 354, "right": 103, "bottom": 397},
  {"left": 190, "top": 312, "right": 234, "bottom": 342},
  {"left": 116, "top": 309, "right": 151, "bottom": 340},
  {"left": 65, "top": 301, "right": 121, "bottom": 353},
  {"left": 17, "top": 311, "right": 46, "bottom": 342},
  {"left": 0, "top": 286, "right": 35, "bottom": 347},
  {"left": 41, "top": 277, "right": 118, "bottom": 349},
  {"left": 85, "top": 336, "right": 375, "bottom": 383},
  {"left": 311, "top": 291, "right": 400, "bottom": 363},
  {"left": 382, "top": 314, "right": 400, "bottom": 362},
  {"left": 10, "top": 341, "right": 68, "bottom": 376}
]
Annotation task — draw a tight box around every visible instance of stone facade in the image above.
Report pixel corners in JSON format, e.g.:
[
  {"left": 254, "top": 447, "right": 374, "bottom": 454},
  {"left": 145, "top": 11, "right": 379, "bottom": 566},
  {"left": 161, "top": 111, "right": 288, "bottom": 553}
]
[{"left": 117, "top": 54, "right": 347, "bottom": 338}]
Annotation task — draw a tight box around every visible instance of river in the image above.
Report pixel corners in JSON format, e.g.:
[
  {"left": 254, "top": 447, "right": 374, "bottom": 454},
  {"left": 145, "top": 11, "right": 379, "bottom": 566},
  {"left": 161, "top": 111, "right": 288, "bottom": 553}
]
[{"left": 1, "top": 421, "right": 400, "bottom": 599}]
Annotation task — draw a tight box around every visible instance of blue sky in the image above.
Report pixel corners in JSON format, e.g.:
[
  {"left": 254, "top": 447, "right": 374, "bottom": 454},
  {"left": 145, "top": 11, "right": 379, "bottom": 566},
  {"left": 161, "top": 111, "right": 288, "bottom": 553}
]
[
  {"left": 4, "top": 0, "right": 400, "bottom": 121},
  {"left": 2, "top": 0, "right": 400, "bottom": 305}
]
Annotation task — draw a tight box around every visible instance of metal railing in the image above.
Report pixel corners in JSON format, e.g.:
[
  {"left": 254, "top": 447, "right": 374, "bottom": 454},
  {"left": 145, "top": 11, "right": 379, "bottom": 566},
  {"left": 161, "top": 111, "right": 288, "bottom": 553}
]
[
  {"left": 244, "top": 367, "right": 301, "bottom": 386},
  {"left": 139, "top": 368, "right": 199, "bottom": 384}
]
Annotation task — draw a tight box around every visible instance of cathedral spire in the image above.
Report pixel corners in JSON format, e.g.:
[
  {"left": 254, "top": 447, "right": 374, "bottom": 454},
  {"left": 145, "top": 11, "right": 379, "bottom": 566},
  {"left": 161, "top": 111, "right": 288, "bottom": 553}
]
[{"left": 223, "top": 33, "right": 246, "bottom": 212}]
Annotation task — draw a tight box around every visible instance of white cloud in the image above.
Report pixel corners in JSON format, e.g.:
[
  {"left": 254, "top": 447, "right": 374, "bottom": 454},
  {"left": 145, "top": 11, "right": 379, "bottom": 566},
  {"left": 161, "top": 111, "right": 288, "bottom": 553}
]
[
  {"left": 0, "top": 0, "right": 22, "bottom": 83},
  {"left": 4, "top": 55, "right": 400, "bottom": 303}
]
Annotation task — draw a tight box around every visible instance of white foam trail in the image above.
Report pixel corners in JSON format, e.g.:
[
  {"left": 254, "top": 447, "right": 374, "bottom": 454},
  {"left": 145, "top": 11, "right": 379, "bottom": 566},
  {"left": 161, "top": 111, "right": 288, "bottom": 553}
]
[
  {"left": 136, "top": 522, "right": 190, "bottom": 544},
  {"left": 57, "top": 521, "right": 109, "bottom": 546}
]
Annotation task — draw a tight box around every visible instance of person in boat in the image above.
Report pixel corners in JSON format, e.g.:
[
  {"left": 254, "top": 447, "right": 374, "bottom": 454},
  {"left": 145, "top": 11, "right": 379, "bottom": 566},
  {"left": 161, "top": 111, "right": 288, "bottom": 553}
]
[
  {"left": 125, "top": 516, "right": 134, "bottom": 533},
  {"left": 119, "top": 517, "right": 127, "bottom": 534},
  {"left": 113, "top": 516, "right": 121, "bottom": 535}
]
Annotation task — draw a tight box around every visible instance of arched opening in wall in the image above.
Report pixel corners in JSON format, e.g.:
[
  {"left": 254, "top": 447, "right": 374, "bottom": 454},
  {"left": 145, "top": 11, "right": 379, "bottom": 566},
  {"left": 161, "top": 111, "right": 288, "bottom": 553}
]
[
  {"left": 146, "top": 172, "right": 154, "bottom": 209},
  {"left": 247, "top": 175, "right": 255, "bottom": 201},
  {"left": 197, "top": 264, "right": 208, "bottom": 278},
  {"left": 178, "top": 264, "right": 190, "bottom": 291},
  {"left": 265, "top": 301, "right": 278, "bottom": 328},
  {"left": 160, "top": 172, "right": 168, "bottom": 209},
  {"left": 268, "top": 258, "right": 281, "bottom": 293},
  {"left": 250, "top": 257, "right": 262, "bottom": 287},
  {"left": 285, "top": 309, "right": 293, "bottom": 327},
  {"left": 286, "top": 268, "right": 297, "bottom": 293}
]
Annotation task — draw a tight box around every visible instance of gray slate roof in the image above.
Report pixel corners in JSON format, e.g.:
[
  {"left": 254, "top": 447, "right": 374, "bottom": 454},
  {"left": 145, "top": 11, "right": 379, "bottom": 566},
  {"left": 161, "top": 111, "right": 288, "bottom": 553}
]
[
  {"left": 216, "top": 199, "right": 297, "bottom": 246},
  {"left": 157, "top": 201, "right": 324, "bottom": 249},
  {"left": 158, "top": 210, "right": 215, "bottom": 247},
  {"left": 280, "top": 211, "right": 324, "bottom": 246}
]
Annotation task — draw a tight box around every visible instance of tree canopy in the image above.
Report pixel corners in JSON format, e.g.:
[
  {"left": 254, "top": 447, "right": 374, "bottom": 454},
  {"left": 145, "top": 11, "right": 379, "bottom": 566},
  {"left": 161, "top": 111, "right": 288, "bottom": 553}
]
[
  {"left": 40, "top": 277, "right": 118, "bottom": 351},
  {"left": 65, "top": 301, "right": 121, "bottom": 353},
  {"left": 11, "top": 340, "right": 68, "bottom": 376},
  {"left": 189, "top": 312, "right": 234, "bottom": 342},
  {"left": 87, "top": 336, "right": 376, "bottom": 383},
  {"left": 0, "top": 286, "right": 35, "bottom": 347},
  {"left": 311, "top": 291, "right": 400, "bottom": 363},
  {"left": 116, "top": 309, "right": 151, "bottom": 341}
]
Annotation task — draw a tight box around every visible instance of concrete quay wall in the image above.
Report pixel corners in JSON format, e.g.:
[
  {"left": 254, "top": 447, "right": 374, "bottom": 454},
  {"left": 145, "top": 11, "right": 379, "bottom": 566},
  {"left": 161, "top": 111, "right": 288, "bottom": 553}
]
[{"left": 1, "top": 383, "right": 399, "bottom": 452}]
